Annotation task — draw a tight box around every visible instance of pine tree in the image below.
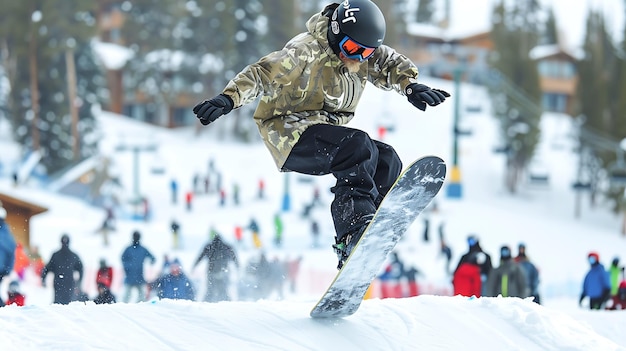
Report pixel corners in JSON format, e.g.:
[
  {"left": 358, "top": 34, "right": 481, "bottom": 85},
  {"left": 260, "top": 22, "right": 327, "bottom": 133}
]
[
  {"left": 0, "top": 0, "right": 102, "bottom": 175},
  {"left": 416, "top": 0, "right": 436, "bottom": 24},
  {"left": 488, "top": 0, "right": 543, "bottom": 193},
  {"left": 264, "top": 0, "right": 299, "bottom": 52},
  {"left": 574, "top": 10, "right": 626, "bottom": 214},
  {"left": 542, "top": 7, "right": 558, "bottom": 45}
]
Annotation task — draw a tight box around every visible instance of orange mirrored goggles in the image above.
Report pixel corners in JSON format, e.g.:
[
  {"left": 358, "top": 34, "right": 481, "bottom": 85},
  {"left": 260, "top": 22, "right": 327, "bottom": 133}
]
[{"left": 339, "top": 36, "right": 376, "bottom": 62}]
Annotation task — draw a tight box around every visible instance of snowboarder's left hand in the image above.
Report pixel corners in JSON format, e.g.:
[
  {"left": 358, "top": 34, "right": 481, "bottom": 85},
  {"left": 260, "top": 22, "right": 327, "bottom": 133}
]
[
  {"left": 406, "top": 83, "right": 450, "bottom": 111},
  {"left": 193, "top": 94, "right": 234, "bottom": 125}
]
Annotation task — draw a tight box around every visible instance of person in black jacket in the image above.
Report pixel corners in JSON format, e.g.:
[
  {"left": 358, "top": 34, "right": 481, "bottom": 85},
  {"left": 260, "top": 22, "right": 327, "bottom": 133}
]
[
  {"left": 193, "top": 235, "right": 238, "bottom": 302},
  {"left": 41, "top": 234, "right": 84, "bottom": 304},
  {"left": 94, "top": 283, "right": 116, "bottom": 304},
  {"left": 453, "top": 235, "right": 493, "bottom": 295}
]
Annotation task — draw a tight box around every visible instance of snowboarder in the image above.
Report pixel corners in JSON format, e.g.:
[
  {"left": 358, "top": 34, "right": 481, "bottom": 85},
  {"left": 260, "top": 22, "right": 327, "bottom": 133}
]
[
  {"left": 192, "top": 0, "right": 449, "bottom": 269},
  {"left": 273, "top": 213, "right": 284, "bottom": 247}
]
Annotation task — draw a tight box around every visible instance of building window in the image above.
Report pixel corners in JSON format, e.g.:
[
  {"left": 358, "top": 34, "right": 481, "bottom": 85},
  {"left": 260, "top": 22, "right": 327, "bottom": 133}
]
[
  {"left": 538, "top": 60, "right": 575, "bottom": 79},
  {"left": 542, "top": 92, "right": 567, "bottom": 112}
]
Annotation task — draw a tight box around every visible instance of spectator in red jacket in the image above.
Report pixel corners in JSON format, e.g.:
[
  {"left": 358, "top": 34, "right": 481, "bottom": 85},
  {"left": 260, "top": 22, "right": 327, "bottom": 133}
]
[
  {"left": 6, "top": 280, "right": 25, "bottom": 306},
  {"left": 96, "top": 259, "right": 113, "bottom": 289},
  {"left": 453, "top": 252, "right": 485, "bottom": 298}
]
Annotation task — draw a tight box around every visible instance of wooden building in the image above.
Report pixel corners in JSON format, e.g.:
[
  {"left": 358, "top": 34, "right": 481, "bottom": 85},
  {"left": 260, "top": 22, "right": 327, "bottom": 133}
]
[{"left": 0, "top": 194, "right": 48, "bottom": 248}]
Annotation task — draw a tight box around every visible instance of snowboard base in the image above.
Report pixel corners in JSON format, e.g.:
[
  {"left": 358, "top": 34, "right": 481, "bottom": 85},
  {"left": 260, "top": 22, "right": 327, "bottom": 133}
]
[{"left": 310, "top": 156, "right": 446, "bottom": 318}]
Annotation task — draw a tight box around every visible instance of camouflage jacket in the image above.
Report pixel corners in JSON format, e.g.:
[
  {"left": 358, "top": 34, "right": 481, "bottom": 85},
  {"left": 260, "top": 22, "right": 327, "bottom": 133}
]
[{"left": 222, "top": 8, "right": 420, "bottom": 170}]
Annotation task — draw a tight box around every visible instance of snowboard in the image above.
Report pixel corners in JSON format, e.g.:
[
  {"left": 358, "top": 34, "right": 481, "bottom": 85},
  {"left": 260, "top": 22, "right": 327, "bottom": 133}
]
[{"left": 310, "top": 156, "right": 446, "bottom": 318}]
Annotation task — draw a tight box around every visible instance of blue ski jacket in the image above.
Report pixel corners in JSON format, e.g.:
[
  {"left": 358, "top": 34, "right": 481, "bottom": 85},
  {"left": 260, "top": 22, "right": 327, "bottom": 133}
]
[
  {"left": 121, "top": 244, "right": 155, "bottom": 285},
  {"left": 0, "top": 218, "right": 16, "bottom": 276},
  {"left": 582, "top": 263, "right": 611, "bottom": 299}
]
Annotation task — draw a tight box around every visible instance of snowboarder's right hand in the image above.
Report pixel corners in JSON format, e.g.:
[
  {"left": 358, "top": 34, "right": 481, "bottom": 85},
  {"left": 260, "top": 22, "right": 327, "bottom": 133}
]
[{"left": 193, "top": 94, "right": 234, "bottom": 125}]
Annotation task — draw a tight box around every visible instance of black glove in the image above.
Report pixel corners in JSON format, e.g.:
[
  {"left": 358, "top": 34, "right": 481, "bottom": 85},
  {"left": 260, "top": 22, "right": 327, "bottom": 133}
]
[
  {"left": 193, "top": 94, "right": 234, "bottom": 125},
  {"left": 406, "top": 83, "right": 450, "bottom": 111}
]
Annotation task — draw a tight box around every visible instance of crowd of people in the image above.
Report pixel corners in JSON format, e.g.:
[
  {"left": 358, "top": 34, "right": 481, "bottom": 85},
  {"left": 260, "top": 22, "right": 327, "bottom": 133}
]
[
  {"left": 1, "top": 193, "right": 625, "bottom": 310},
  {"left": 0, "top": 195, "right": 305, "bottom": 306}
]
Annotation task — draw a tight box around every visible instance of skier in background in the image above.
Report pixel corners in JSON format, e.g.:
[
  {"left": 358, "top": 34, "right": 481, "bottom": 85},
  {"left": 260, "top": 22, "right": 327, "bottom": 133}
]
[{"left": 192, "top": 0, "right": 449, "bottom": 270}]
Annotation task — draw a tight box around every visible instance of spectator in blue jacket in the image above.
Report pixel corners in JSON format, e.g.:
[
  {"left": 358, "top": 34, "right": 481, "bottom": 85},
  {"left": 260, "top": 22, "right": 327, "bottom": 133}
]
[
  {"left": 0, "top": 204, "right": 16, "bottom": 307},
  {"left": 580, "top": 252, "right": 612, "bottom": 310},
  {"left": 121, "top": 231, "right": 156, "bottom": 302},
  {"left": 150, "top": 259, "right": 195, "bottom": 301}
]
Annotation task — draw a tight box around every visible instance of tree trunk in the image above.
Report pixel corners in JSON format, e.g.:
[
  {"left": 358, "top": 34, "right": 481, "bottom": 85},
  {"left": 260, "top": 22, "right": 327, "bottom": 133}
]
[
  {"left": 66, "top": 49, "right": 79, "bottom": 160},
  {"left": 29, "top": 23, "right": 40, "bottom": 151}
]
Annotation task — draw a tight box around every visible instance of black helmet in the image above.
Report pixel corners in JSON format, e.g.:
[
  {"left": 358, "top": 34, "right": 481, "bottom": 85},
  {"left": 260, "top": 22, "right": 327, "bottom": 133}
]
[{"left": 328, "top": 0, "right": 386, "bottom": 56}]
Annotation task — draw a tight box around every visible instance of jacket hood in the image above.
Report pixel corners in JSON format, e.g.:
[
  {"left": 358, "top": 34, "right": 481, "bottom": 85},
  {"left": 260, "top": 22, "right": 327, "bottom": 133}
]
[{"left": 305, "top": 11, "right": 336, "bottom": 58}]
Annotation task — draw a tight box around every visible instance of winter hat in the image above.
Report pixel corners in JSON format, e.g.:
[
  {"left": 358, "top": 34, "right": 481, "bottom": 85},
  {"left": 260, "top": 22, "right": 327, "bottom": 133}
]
[
  {"left": 170, "top": 258, "right": 182, "bottom": 274},
  {"left": 61, "top": 234, "right": 70, "bottom": 246},
  {"left": 500, "top": 245, "right": 512, "bottom": 260},
  {"left": 8, "top": 281, "right": 19, "bottom": 293},
  {"left": 132, "top": 230, "right": 141, "bottom": 243},
  {"left": 0, "top": 206, "right": 6, "bottom": 219},
  {"left": 588, "top": 252, "right": 600, "bottom": 264},
  {"left": 467, "top": 235, "right": 479, "bottom": 248}
]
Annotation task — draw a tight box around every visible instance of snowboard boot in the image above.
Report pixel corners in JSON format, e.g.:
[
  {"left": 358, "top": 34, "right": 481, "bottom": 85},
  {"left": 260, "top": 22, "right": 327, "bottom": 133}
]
[{"left": 332, "top": 226, "right": 367, "bottom": 270}]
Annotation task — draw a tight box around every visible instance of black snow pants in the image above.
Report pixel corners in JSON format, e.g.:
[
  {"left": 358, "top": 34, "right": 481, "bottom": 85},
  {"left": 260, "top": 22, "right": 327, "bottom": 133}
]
[{"left": 282, "top": 124, "right": 402, "bottom": 240}]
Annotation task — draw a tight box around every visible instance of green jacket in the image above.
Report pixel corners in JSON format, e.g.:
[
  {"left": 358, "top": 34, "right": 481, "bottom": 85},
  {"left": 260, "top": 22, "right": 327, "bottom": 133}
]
[
  {"left": 609, "top": 265, "right": 622, "bottom": 295},
  {"left": 222, "top": 8, "right": 420, "bottom": 170}
]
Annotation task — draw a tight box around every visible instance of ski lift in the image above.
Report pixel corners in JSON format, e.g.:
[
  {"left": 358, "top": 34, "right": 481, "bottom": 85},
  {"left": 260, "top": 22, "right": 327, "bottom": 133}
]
[
  {"left": 528, "top": 160, "right": 550, "bottom": 185},
  {"left": 572, "top": 181, "right": 592, "bottom": 191},
  {"left": 609, "top": 163, "right": 626, "bottom": 187},
  {"left": 150, "top": 155, "right": 166, "bottom": 175}
]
